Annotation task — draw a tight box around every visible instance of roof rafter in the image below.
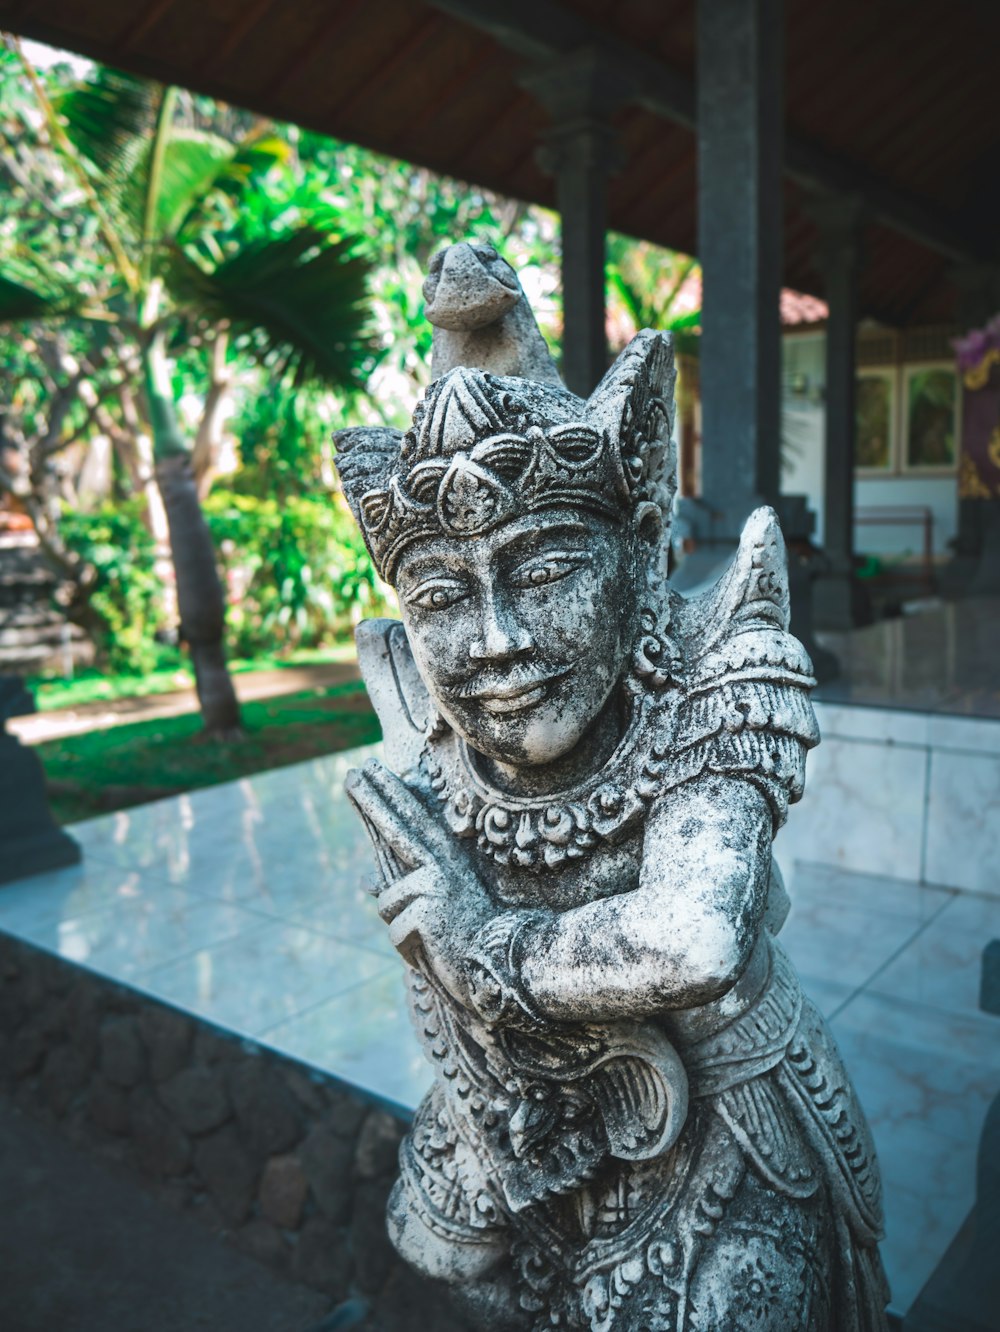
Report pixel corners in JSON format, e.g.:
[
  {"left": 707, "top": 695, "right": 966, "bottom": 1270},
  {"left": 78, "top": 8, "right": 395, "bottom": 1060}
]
[{"left": 428, "top": 0, "right": 989, "bottom": 267}]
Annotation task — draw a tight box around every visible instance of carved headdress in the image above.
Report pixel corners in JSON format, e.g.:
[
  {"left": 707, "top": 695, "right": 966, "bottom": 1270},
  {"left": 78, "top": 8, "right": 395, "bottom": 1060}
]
[{"left": 335, "top": 330, "right": 677, "bottom": 583}]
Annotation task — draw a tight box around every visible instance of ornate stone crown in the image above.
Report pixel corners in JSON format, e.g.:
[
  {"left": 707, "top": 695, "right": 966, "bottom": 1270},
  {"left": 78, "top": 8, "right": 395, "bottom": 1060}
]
[{"left": 335, "top": 330, "right": 677, "bottom": 582}]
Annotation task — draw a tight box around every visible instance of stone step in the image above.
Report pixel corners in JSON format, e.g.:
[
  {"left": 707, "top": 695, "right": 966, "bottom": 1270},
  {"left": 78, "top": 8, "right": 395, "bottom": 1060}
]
[
  {"left": 0, "top": 623, "right": 83, "bottom": 649},
  {"left": 0, "top": 570, "right": 59, "bottom": 596},
  {"left": 0, "top": 606, "right": 66, "bottom": 630}
]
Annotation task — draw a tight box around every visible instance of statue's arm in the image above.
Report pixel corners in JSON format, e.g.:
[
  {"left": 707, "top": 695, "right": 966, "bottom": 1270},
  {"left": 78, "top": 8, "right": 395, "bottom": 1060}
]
[{"left": 467, "top": 774, "right": 772, "bottom": 1024}]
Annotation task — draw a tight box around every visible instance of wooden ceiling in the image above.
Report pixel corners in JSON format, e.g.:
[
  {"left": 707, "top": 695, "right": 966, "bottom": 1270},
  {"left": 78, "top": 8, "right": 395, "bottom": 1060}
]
[{"left": 3, "top": 0, "right": 994, "bottom": 325}]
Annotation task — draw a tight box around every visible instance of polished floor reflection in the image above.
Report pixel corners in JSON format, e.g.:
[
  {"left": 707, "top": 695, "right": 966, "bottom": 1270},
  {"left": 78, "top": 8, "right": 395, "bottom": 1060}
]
[
  {"left": 817, "top": 596, "right": 1000, "bottom": 718},
  {"left": 0, "top": 748, "right": 997, "bottom": 1319}
]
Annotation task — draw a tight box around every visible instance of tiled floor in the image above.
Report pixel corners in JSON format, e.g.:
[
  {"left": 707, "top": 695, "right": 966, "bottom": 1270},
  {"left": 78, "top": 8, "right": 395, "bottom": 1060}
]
[{"left": 1, "top": 747, "right": 998, "bottom": 1319}]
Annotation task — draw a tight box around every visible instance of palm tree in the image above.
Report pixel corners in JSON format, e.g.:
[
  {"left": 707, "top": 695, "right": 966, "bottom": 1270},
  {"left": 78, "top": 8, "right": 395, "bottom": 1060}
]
[{"left": 0, "top": 51, "right": 374, "bottom": 734}]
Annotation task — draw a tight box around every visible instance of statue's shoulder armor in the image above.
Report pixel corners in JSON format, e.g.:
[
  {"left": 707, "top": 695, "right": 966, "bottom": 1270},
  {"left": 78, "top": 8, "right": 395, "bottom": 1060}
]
[{"left": 666, "top": 507, "right": 820, "bottom": 826}]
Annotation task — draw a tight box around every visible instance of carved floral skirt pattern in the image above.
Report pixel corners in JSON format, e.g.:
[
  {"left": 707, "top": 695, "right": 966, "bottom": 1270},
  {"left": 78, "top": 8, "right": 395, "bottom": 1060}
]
[{"left": 393, "top": 940, "right": 889, "bottom": 1332}]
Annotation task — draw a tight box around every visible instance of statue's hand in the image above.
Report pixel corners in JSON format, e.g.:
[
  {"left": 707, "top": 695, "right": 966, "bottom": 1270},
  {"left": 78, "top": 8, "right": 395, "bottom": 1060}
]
[{"left": 344, "top": 759, "right": 493, "bottom": 1005}]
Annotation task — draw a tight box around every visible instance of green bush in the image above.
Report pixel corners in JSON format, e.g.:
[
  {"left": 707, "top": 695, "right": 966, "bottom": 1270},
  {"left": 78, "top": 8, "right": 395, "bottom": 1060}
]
[
  {"left": 58, "top": 502, "right": 165, "bottom": 673},
  {"left": 204, "top": 489, "right": 393, "bottom": 656}
]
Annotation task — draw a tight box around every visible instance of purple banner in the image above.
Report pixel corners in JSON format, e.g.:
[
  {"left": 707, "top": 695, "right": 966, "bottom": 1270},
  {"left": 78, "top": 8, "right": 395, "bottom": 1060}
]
[{"left": 959, "top": 368, "right": 1000, "bottom": 500}]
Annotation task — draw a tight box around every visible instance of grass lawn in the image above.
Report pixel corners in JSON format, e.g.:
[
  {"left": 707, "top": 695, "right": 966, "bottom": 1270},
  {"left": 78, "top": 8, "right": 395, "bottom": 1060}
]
[
  {"left": 28, "top": 644, "right": 358, "bottom": 712},
  {"left": 40, "top": 680, "right": 380, "bottom": 825}
]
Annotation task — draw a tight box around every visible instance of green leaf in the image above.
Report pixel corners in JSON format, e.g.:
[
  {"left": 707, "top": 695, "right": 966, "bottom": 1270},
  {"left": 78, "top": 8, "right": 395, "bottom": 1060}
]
[
  {"left": 168, "top": 226, "right": 376, "bottom": 387},
  {"left": 608, "top": 267, "right": 644, "bottom": 328},
  {"left": 0, "top": 267, "right": 83, "bottom": 322},
  {"left": 121, "top": 129, "right": 240, "bottom": 244},
  {"left": 214, "top": 134, "right": 291, "bottom": 192},
  {"left": 54, "top": 66, "right": 156, "bottom": 181}
]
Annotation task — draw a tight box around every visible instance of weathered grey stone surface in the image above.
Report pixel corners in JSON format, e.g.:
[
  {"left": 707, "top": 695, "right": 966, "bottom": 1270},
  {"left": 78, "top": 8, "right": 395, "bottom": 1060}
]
[
  {"left": 425, "top": 241, "right": 562, "bottom": 386},
  {"left": 228, "top": 1054, "right": 302, "bottom": 1155},
  {"left": 335, "top": 244, "right": 890, "bottom": 1330},
  {"left": 192, "top": 1124, "right": 257, "bottom": 1223},
  {"left": 258, "top": 1153, "right": 309, "bottom": 1229},
  {"left": 86, "top": 1072, "right": 131, "bottom": 1136},
  {"left": 159, "top": 1065, "right": 231, "bottom": 1135},
  {"left": 138, "top": 1004, "right": 193, "bottom": 1082},
  {"left": 100, "top": 1014, "right": 146, "bottom": 1088}
]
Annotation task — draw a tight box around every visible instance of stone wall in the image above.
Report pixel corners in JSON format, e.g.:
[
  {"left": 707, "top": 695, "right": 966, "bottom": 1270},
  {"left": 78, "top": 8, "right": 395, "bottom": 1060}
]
[
  {"left": 774, "top": 701, "right": 1000, "bottom": 894},
  {"left": 0, "top": 933, "right": 468, "bottom": 1331}
]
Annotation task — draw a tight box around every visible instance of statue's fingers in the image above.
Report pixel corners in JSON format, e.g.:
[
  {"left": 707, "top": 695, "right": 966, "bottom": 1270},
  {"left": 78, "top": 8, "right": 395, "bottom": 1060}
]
[
  {"left": 359, "top": 760, "right": 463, "bottom": 869},
  {"left": 386, "top": 897, "right": 427, "bottom": 958},
  {"left": 376, "top": 867, "right": 441, "bottom": 925},
  {"left": 344, "top": 766, "right": 429, "bottom": 868}
]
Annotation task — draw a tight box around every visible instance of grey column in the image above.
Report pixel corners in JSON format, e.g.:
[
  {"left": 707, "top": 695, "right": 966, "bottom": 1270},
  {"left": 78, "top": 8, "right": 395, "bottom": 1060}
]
[
  {"left": 811, "top": 195, "right": 866, "bottom": 630},
  {"left": 523, "top": 51, "right": 623, "bottom": 397},
  {"left": 697, "top": 0, "right": 784, "bottom": 541}
]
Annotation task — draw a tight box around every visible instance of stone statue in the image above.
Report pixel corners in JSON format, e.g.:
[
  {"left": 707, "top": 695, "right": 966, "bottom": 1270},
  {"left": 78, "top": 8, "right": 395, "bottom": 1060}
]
[{"left": 336, "top": 242, "right": 889, "bottom": 1331}]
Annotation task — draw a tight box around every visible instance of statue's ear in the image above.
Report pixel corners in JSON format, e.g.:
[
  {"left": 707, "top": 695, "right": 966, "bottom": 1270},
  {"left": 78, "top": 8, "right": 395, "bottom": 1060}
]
[{"left": 334, "top": 426, "right": 404, "bottom": 530}]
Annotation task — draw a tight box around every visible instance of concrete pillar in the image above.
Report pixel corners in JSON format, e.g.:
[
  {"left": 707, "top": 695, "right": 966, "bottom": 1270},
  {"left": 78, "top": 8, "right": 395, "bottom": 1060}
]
[
  {"left": 810, "top": 195, "right": 869, "bottom": 630},
  {"left": 696, "top": 0, "right": 784, "bottom": 542},
  {"left": 523, "top": 50, "right": 623, "bottom": 397}
]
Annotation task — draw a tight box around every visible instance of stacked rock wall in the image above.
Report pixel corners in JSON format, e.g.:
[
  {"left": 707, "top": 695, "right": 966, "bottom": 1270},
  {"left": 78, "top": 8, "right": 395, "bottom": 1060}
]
[{"left": 0, "top": 933, "right": 467, "bottom": 1331}]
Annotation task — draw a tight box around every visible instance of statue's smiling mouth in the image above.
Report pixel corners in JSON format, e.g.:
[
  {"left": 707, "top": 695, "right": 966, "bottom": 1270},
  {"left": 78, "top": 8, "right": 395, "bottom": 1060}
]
[{"left": 457, "top": 666, "right": 572, "bottom": 714}]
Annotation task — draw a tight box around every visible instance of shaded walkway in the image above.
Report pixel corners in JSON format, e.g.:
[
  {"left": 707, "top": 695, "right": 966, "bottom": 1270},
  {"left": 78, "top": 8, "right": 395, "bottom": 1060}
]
[{"left": 0, "top": 1097, "right": 332, "bottom": 1332}]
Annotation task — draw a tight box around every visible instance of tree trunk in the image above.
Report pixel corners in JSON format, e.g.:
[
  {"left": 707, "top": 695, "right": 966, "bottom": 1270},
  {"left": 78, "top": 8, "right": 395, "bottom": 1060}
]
[
  {"left": 144, "top": 328, "right": 241, "bottom": 737},
  {"left": 192, "top": 328, "right": 232, "bottom": 500},
  {"left": 110, "top": 387, "right": 177, "bottom": 626},
  {"left": 155, "top": 452, "right": 242, "bottom": 736}
]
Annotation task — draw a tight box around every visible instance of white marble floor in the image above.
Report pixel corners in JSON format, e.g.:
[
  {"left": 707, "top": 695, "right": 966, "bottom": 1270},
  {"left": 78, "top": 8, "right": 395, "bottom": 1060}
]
[{"left": 1, "top": 747, "right": 998, "bottom": 1319}]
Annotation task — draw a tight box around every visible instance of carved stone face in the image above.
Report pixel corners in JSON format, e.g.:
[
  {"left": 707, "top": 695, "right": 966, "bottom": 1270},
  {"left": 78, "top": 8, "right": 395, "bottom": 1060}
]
[{"left": 394, "top": 508, "right": 642, "bottom": 768}]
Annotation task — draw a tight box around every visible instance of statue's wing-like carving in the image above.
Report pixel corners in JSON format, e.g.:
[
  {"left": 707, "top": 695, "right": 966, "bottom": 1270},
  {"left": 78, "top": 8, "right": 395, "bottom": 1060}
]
[
  {"left": 354, "top": 618, "right": 432, "bottom": 775},
  {"left": 780, "top": 1003, "right": 885, "bottom": 1246},
  {"left": 668, "top": 507, "right": 820, "bottom": 825},
  {"left": 674, "top": 506, "right": 796, "bottom": 659},
  {"left": 588, "top": 1040, "right": 689, "bottom": 1163}
]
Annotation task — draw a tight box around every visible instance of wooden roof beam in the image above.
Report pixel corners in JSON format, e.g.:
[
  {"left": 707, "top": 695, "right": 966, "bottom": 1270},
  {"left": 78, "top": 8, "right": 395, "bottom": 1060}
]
[{"left": 428, "top": 0, "right": 988, "bottom": 267}]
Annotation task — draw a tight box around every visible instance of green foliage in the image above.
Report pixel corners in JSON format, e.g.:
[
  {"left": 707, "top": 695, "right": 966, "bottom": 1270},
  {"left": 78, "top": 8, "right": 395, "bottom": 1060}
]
[
  {"left": 37, "top": 680, "right": 379, "bottom": 824},
  {"left": 204, "top": 489, "right": 393, "bottom": 656},
  {"left": 53, "top": 65, "right": 156, "bottom": 179},
  {"left": 0, "top": 266, "right": 81, "bottom": 321},
  {"left": 606, "top": 234, "right": 701, "bottom": 356},
  {"left": 1, "top": 43, "right": 710, "bottom": 702},
  {"left": 30, "top": 657, "right": 190, "bottom": 710},
  {"left": 170, "top": 226, "right": 374, "bottom": 387},
  {"left": 230, "top": 387, "right": 338, "bottom": 500},
  {"left": 58, "top": 503, "right": 165, "bottom": 673}
]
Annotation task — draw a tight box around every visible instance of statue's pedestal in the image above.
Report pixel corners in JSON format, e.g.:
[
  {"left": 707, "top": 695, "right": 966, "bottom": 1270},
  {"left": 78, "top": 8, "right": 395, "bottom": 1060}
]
[{"left": 0, "top": 678, "right": 80, "bottom": 886}]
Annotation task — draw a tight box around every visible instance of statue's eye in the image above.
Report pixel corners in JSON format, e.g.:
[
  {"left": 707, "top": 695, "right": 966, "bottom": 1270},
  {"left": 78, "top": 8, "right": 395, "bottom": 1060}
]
[
  {"left": 406, "top": 578, "right": 468, "bottom": 611},
  {"left": 510, "top": 552, "right": 588, "bottom": 589}
]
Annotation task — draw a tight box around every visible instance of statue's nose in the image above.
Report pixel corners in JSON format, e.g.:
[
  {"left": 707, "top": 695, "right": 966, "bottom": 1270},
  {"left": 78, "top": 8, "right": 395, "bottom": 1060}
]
[{"left": 468, "top": 600, "right": 533, "bottom": 664}]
